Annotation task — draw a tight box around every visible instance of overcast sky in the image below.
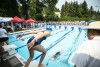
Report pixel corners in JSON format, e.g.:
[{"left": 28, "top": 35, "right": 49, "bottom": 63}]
[{"left": 56, "top": 0, "right": 100, "bottom": 11}]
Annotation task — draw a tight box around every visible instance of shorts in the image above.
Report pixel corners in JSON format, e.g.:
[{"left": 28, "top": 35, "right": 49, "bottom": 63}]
[
  {"left": 0, "top": 37, "right": 9, "bottom": 42},
  {"left": 7, "top": 28, "right": 12, "bottom": 32}
]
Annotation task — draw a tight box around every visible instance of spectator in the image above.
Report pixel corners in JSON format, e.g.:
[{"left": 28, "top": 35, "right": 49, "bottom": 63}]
[
  {"left": 0, "top": 24, "right": 9, "bottom": 48},
  {"left": 71, "top": 21, "right": 100, "bottom": 67},
  {"left": 6, "top": 24, "right": 14, "bottom": 33}
]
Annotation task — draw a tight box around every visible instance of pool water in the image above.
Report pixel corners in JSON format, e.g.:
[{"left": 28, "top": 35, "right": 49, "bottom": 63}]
[{"left": 8, "top": 26, "right": 87, "bottom": 67}]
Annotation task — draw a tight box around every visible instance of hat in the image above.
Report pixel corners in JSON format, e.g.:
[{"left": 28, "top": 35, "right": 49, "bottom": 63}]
[
  {"left": 88, "top": 20, "right": 95, "bottom": 23},
  {"left": 82, "top": 21, "right": 100, "bottom": 30}
]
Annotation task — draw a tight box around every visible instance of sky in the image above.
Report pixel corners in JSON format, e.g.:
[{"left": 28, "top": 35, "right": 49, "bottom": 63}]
[{"left": 56, "top": 0, "right": 100, "bottom": 11}]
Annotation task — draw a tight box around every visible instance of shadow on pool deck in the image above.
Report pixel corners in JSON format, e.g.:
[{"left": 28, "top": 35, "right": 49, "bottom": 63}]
[
  {"left": 0, "top": 60, "right": 11, "bottom": 67},
  {"left": 0, "top": 56, "right": 23, "bottom": 67}
]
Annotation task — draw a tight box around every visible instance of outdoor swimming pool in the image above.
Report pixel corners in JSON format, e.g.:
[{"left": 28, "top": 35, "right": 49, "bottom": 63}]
[{"left": 8, "top": 26, "right": 87, "bottom": 67}]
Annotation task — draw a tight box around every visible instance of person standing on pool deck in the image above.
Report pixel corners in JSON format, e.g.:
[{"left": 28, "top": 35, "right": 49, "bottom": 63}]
[
  {"left": 0, "top": 24, "right": 9, "bottom": 48},
  {"left": 71, "top": 21, "right": 100, "bottom": 67},
  {"left": 17, "top": 27, "right": 52, "bottom": 67}
]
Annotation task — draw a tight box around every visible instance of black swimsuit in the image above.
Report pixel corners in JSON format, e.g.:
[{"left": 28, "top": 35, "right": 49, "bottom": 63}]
[{"left": 27, "top": 36, "right": 46, "bottom": 47}]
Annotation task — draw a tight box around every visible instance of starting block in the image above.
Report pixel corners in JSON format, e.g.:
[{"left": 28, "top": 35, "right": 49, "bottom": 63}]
[
  {"left": 2, "top": 44, "right": 17, "bottom": 51},
  {"left": 2, "top": 44, "right": 17, "bottom": 60}
]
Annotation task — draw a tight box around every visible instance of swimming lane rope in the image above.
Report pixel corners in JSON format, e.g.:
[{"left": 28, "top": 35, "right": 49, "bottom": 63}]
[{"left": 63, "top": 30, "right": 82, "bottom": 61}]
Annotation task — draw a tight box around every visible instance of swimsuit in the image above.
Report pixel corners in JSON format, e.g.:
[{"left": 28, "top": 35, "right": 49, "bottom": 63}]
[{"left": 27, "top": 36, "right": 46, "bottom": 48}]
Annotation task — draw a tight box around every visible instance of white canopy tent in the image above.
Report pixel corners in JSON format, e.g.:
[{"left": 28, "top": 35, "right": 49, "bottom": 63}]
[
  {"left": 0, "top": 17, "right": 14, "bottom": 32},
  {"left": 0, "top": 17, "right": 12, "bottom": 22}
]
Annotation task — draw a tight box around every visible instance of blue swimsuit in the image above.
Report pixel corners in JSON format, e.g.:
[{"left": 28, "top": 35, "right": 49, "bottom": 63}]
[{"left": 27, "top": 36, "right": 46, "bottom": 47}]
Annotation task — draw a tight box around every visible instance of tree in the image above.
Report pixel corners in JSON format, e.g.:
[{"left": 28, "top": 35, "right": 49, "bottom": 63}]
[
  {"left": 0, "top": 0, "right": 20, "bottom": 17},
  {"left": 28, "top": 0, "right": 36, "bottom": 19},
  {"left": 43, "top": 0, "right": 58, "bottom": 21},
  {"left": 61, "top": 1, "right": 69, "bottom": 17},
  {"left": 81, "top": 0, "right": 88, "bottom": 17},
  {"left": 19, "top": 0, "right": 31, "bottom": 19},
  {"left": 36, "top": 0, "right": 45, "bottom": 20},
  {"left": 68, "top": 2, "right": 74, "bottom": 17},
  {"left": 61, "top": 5, "right": 65, "bottom": 17},
  {"left": 54, "top": 7, "right": 60, "bottom": 12},
  {"left": 78, "top": 4, "right": 84, "bottom": 18},
  {"left": 73, "top": 1, "right": 79, "bottom": 17}
]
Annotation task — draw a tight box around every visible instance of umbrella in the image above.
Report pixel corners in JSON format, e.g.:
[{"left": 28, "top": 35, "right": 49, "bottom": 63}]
[
  {"left": 11, "top": 16, "right": 25, "bottom": 22},
  {"left": 88, "top": 20, "right": 95, "bottom": 23},
  {"left": 25, "top": 18, "right": 37, "bottom": 23}
]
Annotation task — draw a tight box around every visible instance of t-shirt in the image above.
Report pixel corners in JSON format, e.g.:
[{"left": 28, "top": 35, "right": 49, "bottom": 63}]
[
  {"left": 0, "top": 28, "right": 8, "bottom": 38},
  {"left": 72, "top": 36, "right": 100, "bottom": 67}
]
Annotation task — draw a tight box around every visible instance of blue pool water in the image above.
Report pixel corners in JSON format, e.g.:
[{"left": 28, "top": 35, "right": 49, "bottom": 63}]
[{"left": 8, "top": 26, "right": 87, "bottom": 67}]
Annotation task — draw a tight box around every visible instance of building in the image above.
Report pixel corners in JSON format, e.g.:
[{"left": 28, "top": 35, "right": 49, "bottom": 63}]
[{"left": 55, "top": 12, "right": 61, "bottom": 18}]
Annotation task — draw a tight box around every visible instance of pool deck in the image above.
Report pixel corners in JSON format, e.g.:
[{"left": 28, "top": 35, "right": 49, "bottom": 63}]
[
  {"left": 0, "top": 60, "right": 11, "bottom": 67},
  {"left": 0, "top": 58, "right": 39, "bottom": 67}
]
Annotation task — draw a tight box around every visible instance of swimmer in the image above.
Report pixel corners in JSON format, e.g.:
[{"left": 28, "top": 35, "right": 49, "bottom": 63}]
[{"left": 17, "top": 28, "right": 52, "bottom": 67}]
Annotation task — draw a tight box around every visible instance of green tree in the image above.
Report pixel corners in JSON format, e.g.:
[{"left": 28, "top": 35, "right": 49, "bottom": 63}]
[
  {"left": 61, "top": 1, "right": 69, "bottom": 17},
  {"left": 54, "top": 7, "right": 60, "bottom": 12},
  {"left": 29, "top": 0, "right": 36, "bottom": 19},
  {"left": 61, "top": 5, "right": 65, "bottom": 17},
  {"left": 90, "top": 6, "right": 94, "bottom": 16},
  {"left": 19, "top": 0, "right": 31, "bottom": 19},
  {"left": 81, "top": 0, "right": 88, "bottom": 17},
  {"left": 43, "top": 0, "right": 58, "bottom": 21},
  {"left": 73, "top": 1, "right": 79, "bottom": 17},
  {"left": 36, "top": 0, "right": 45, "bottom": 20},
  {"left": 0, "top": 0, "right": 20, "bottom": 17},
  {"left": 88, "top": 6, "right": 94, "bottom": 18},
  {"left": 78, "top": 4, "right": 84, "bottom": 18},
  {"left": 96, "top": 10, "right": 100, "bottom": 19},
  {"left": 68, "top": 2, "right": 74, "bottom": 17}
]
